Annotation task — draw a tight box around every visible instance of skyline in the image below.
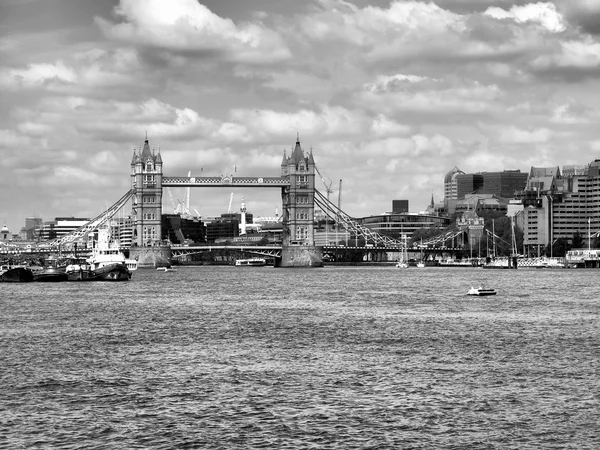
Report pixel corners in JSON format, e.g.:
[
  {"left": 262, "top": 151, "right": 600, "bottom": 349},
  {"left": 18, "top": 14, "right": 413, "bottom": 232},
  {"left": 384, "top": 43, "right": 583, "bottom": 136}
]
[{"left": 2, "top": 0, "right": 600, "bottom": 233}]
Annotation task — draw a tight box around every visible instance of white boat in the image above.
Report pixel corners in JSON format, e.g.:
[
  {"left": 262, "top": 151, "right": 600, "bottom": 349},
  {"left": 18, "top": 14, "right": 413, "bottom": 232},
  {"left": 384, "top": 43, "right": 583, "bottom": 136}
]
[
  {"left": 416, "top": 262, "right": 426, "bottom": 268},
  {"left": 235, "top": 258, "right": 267, "bottom": 266},
  {"left": 396, "top": 235, "right": 409, "bottom": 269},
  {"left": 66, "top": 227, "right": 131, "bottom": 281},
  {"left": 156, "top": 266, "right": 177, "bottom": 272},
  {"left": 125, "top": 259, "right": 138, "bottom": 271},
  {"left": 467, "top": 286, "right": 497, "bottom": 296}
]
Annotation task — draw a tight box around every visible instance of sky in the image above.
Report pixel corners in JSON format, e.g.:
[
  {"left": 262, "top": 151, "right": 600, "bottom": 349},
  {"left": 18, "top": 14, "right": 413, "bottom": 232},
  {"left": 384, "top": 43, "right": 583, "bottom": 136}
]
[{"left": 2, "top": 0, "right": 600, "bottom": 234}]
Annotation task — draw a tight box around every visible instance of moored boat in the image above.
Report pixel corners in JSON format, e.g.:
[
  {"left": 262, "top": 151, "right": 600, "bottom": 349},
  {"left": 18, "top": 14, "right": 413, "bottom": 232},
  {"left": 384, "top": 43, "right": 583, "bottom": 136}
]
[
  {"left": 235, "top": 258, "right": 266, "bottom": 266},
  {"left": 1, "top": 266, "right": 34, "bottom": 282},
  {"left": 33, "top": 257, "right": 69, "bottom": 282},
  {"left": 65, "top": 227, "right": 131, "bottom": 281}
]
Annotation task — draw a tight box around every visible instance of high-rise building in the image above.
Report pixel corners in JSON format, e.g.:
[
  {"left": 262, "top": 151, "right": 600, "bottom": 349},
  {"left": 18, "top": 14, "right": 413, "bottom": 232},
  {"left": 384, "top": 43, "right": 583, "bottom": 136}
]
[
  {"left": 480, "top": 170, "right": 528, "bottom": 198},
  {"left": 516, "top": 161, "right": 600, "bottom": 255},
  {"left": 456, "top": 174, "right": 484, "bottom": 199},
  {"left": 444, "top": 166, "right": 464, "bottom": 201}
]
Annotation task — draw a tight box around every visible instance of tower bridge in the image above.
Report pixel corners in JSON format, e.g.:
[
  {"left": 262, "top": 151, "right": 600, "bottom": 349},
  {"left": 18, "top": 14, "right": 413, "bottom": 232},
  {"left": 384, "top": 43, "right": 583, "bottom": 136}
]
[{"left": 27, "top": 136, "right": 417, "bottom": 267}]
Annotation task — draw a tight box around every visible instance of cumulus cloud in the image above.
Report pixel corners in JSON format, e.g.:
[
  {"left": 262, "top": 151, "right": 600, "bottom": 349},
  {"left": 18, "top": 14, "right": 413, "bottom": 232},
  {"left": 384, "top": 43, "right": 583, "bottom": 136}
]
[
  {"left": 484, "top": 2, "right": 566, "bottom": 33},
  {"left": 96, "top": 0, "right": 291, "bottom": 64}
]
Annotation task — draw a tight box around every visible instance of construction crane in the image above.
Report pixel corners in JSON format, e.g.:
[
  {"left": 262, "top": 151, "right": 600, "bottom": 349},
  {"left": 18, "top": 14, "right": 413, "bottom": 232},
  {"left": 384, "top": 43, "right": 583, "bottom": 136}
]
[
  {"left": 338, "top": 179, "right": 342, "bottom": 212},
  {"left": 227, "top": 193, "right": 234, "bottom": 214},
  {"left": 314, "top": 164, "right": 334, "bottom": 202},
  {"left": 166, "top": 187, "right": 178, "bottom": 214}
]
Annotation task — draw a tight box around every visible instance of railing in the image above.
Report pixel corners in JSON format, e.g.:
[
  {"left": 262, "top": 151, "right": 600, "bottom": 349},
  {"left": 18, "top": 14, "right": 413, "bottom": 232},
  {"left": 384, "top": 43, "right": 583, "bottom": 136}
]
[{"left": 162, "top": 176, "right": 290, "bottom": 187}]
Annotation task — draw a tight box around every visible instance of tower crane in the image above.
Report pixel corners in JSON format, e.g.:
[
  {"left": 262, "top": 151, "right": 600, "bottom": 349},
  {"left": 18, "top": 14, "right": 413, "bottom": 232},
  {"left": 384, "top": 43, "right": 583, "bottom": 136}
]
[{"left": 166, "top": 187, "right": 179, "bottom": 214}]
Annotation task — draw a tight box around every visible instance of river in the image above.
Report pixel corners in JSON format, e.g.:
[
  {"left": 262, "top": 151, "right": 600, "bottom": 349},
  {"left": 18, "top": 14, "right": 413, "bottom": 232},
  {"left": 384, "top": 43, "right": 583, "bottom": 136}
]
[{"left": 1, "top": 266, "right": 598, "bottom": 449}]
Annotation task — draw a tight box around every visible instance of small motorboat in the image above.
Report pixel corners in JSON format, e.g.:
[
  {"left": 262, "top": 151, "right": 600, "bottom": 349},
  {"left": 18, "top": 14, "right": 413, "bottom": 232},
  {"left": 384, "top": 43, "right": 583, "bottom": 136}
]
[
  {"left": 467, "top": 286, "right": 497, "bottom": 296},
  {"left": 156, "top": 266, "right": 177, "bottom": 272}
]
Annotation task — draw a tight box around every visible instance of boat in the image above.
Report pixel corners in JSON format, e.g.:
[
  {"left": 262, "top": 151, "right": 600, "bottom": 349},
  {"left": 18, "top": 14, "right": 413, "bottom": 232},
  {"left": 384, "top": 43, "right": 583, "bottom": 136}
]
[
  {"left": 396, "top": 235, "right": 409, "bottom": 269},
  {"left": 416, "top": 238, "right": 426, "bottom": 268},
  {"left": 235, "top": 258, "right": 267, "bottom": 266},
  {"left": 65, "top": 227, "right": 131, "bottom": 281},
  {"left": 125, "top": 259, "right": 138, "bottom": 271},
  {"left": 467, "top": 286, "right": 497, "bottom": 296},
  {"left": 1, "top": 265, "right": 34, "bottom": 282},
  {"left": 33, "top": 257, "right": 69, "bottom": 282},
  {"left": 156, "top": 266, "right": 177, "bottom": 272}
]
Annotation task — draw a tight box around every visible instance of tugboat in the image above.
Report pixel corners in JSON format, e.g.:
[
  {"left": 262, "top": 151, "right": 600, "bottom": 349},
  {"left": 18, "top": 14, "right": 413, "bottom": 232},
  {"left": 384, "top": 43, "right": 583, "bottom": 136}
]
[{"left": 65, "top": 227, "right": 131, "bottom": 281}]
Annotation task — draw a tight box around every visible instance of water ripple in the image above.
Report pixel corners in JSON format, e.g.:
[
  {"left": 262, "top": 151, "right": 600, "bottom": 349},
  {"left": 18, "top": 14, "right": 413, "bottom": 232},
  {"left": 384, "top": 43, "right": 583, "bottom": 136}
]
[{"left": 1, "top": 267, "right": 599, "bottom": 449}]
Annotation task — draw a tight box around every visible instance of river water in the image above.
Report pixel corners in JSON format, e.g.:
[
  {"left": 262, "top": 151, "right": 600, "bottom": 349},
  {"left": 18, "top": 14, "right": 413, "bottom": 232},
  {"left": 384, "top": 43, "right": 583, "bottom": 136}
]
[{"left": 1, "top": 266, "right": 598, "bottom": 449}]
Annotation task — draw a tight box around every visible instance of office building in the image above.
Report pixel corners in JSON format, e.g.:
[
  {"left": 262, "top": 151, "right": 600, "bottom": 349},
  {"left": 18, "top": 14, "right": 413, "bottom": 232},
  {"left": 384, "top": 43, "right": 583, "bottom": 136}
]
[
  {"left": 444, "top": 166, "right": 464, "bottom": 201},
  {"left": 392, "top": 200, "right": 409, "bottom": 214}
]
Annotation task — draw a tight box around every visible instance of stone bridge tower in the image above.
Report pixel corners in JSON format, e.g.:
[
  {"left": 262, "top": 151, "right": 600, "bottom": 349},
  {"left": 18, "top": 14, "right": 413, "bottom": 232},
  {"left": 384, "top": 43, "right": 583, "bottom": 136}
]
[
  {"left": 279, "top": 137, "right": 323, "bottom": 267},
  {"left": 131, "top": 138, "right": 163, "bottom": 247}
]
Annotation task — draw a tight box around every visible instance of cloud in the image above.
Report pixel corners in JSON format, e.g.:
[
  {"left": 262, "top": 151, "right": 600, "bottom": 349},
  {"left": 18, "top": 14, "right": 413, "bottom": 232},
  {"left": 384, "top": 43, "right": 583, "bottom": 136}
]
[
  {"left": 0, "top": 61, "right": 77, "bottom": 88},
  {"left": 533, "top": 37, "right": 600, "bottom": 69},
  {"left": 96, "top": 0, "right": 291, "bottom": 64},
  {"left": 557, "top": 0, "right": 600, "bottom": 35},
  {"left": 357, "top": 75, "right": 502, "bottom": 117},
  {"left": 484, "top": 2, "right": 566, "bottom": 33}
]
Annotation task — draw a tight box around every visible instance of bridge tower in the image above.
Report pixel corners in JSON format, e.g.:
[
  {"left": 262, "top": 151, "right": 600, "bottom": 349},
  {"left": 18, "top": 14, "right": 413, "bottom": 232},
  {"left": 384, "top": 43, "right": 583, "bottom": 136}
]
[
  {"left": 131, "top": 138, "right": 163, "bottom": 246},
  {"left": 280, "top": 137, "right": 323, "bottom": 267}
]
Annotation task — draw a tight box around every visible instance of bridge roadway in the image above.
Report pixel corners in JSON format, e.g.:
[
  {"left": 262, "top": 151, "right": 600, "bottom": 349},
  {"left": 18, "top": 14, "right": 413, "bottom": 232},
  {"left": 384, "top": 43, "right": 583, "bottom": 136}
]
[
  {"left": 170, "top": 244, "right": 464, "bottom": 259},
  {"left": 162, "top": 176, "right": 289, "bottom": 188},
  {"left": 1, "top": 245, "right": 463, "bottom": 259}
]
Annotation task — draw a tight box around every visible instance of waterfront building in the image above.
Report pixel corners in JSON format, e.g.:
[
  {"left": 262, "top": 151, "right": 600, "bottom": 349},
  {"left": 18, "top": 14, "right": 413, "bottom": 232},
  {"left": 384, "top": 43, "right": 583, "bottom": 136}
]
[
  {"left": 516, "top": 161, "right": 600, "bottom": 256},
  {"left": 162, "top": 214, "right": 206, "bottom": 245},
  {"left": 39, "top": 217, "right": 89, "bottom": 241},
  {"left": 358, "top": 212, "right": 450, "bottom": 241},
  {"left": 206, "top": 219, "right": 239, "bottom": 243}
]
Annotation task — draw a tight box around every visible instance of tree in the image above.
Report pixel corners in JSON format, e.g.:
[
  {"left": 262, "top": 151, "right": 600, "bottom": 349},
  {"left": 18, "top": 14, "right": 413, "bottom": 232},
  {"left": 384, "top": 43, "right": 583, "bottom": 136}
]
[
  {"left": 572, "top": 231, "right": 584, "bottom": 249},
  {"left": 546, "top": 238, "right": 569, "bottom": 257}
]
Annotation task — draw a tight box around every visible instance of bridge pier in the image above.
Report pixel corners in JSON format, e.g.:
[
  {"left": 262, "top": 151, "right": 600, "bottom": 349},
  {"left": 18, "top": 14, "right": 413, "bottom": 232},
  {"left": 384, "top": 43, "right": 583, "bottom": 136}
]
[
  {"left": 278, "top": 245, "right": 323, "bottom": 267},
  {"left": 129, "top": 245, "right": 172, "bottom": 268}
]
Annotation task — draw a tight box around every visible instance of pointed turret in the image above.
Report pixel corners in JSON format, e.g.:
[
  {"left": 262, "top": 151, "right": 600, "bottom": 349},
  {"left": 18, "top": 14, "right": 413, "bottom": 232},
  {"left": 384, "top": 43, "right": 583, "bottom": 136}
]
[
  {"left": 281, "top": 149, "right": 287, "bottom": 166},
  {"left": 290, "top": 136, "right": 304, "bottom": 163},
  {"left": 155, "top": 144, "right": 162, "bottom": 164},
  {"left": 308, "top": 147, "right": 315, "bottom": 165},
  {"left": 141, "top": 138, "right": 152, "bottom": 161},
  {"left": 430, "top": 193, "right": 435, "bottom": 207},
  {"left": 131, "top": 147, "right": 139, "bottom": 164}
]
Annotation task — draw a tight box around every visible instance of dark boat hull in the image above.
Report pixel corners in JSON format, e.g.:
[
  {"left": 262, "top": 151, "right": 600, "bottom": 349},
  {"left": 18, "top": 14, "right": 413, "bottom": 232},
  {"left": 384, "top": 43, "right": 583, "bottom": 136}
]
[
  {"left": 1, "top": 267, "right": 34, "bottom": 282},
  {"left": 33, "top": 268, "right": 69, "bottom": 282},
  {"left": 67, "top": 263, "right": 131, "bottom": 281}
]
